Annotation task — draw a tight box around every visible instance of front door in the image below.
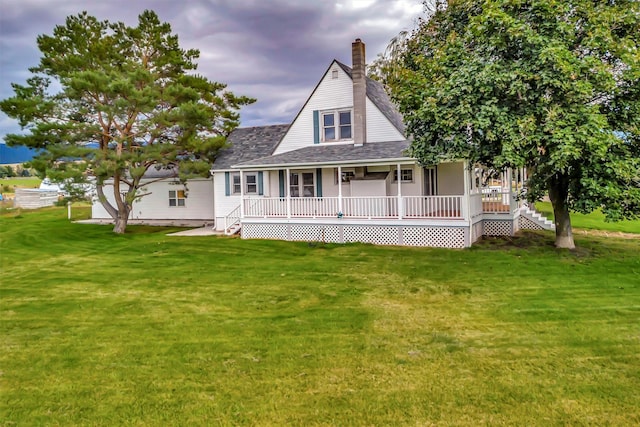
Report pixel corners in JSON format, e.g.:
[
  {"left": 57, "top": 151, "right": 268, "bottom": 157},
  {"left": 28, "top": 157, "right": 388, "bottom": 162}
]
[{"left": 290, "top": 172, "right": 314, "bottom": 197}]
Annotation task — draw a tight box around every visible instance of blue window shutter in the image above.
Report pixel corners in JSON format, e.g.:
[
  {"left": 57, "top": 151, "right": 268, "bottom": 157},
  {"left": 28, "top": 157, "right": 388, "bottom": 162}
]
[
  {"left": 316, "top": 168, "right": 323, "bottom": 197},
  {"left": 258, "top": 171, "right": 264, "bottom": 195},
  {"left": 279, "top": 170, "right": 285, "bottom": 198},
  {"left": 224, "top": 172, "right": 230, "bottom": 196},
  {"left": 313, "top": 110, "right": 320, "bottom": 144}
]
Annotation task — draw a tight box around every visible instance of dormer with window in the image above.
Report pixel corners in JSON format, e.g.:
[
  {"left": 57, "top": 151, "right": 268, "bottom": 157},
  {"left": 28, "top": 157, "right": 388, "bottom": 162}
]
[{"left": 272, "top": 49, "right": 405, "bottom": 155}]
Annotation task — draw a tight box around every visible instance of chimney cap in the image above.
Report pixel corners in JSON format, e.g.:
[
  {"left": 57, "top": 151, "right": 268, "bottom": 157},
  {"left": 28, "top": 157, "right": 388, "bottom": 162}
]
[{"left": 355, "top": 38, "right": 362, "bottom": 43}]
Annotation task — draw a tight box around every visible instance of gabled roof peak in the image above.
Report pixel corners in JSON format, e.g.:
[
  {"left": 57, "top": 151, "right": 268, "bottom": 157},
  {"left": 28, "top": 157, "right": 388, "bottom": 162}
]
[{"left": 331, "top": 60, "right": 405, "bottom": 135}]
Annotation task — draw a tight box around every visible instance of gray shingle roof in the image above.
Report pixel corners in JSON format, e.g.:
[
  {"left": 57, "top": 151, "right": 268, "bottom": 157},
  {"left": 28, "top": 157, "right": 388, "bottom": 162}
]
[
  {"left": 140, "top": 165, "right": 211, "bottom": 179},
  {"left": 143, "top": 165, "right": 178, "bottom": 179},
  {"left": 212, "top": 124, "right": 290, "bottom": 170},
  {"left": 233, "top": 140, "right": 412, "bottom": 169},
  {"left": 335, "top": 61, "right": 405, "bottom": 135}
]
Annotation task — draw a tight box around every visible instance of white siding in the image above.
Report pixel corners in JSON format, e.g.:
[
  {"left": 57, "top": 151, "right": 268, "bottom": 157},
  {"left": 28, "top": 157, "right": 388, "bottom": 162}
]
[
  {"left": 274, "top": 63, "right": 353, "bottom": 155},
  {"left": 327, "top": 165, "right": 423, "bottom": 198},
  {"left": 273, "top": 61, "right": 405, "bottom": 155},
  {"left": 92, "top": 178, "right": 214, "bottom": 220},
  {"left": 213, "top": 170, "right": 274, "bottom": 230},
  {"left": 213, "top": 172, "right": 242, "bottom": 230},
  {"left": 365, "top": 98, "right": 405, "bottom": 142},
  {"left": 437, "top": 162, "right": 465, "bottom": 195},
  {"left": 350, "top": 179, "right": 387, "bottom": 196},
  {"left": 386, "top": 166, "right": 423, "bottom": 197},
  {"left": 322, "top": 168, "right": 341, "bottom": 197}
]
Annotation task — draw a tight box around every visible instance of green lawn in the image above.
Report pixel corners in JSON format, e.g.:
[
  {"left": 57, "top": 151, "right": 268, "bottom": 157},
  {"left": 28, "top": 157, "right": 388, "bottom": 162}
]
[
  {"left": 0, "top": 176, "right": 41, "bottom": 191},
  {"left": 1, "top": 207, "right": 639, "bottom": 425},
  {"left": 536, "top": 201, "right": 640, "bottom": 234}
]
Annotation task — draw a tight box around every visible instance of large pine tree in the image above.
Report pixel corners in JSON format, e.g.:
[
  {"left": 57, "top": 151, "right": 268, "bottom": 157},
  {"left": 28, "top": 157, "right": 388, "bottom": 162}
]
[{"left": 1, "top": 10, "right": 254, "bottom": 233}]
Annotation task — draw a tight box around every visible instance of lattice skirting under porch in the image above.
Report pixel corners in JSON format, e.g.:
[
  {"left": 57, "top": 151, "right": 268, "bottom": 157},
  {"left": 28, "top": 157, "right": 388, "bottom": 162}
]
[
  {"left": 241, "top": 223, "right": 469, "bottom": 248},
  {"left": 483, "top": 219, "right": 515, "bottom": 236}
]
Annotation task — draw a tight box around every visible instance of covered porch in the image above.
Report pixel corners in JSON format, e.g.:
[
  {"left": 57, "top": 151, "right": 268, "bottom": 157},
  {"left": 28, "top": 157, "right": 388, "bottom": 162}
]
[
  {"left": 225, "top": 140, "right": 529, "bottom": 247},
  {"left": 225, "top": 161, "right": 525, "bottom": 230}
]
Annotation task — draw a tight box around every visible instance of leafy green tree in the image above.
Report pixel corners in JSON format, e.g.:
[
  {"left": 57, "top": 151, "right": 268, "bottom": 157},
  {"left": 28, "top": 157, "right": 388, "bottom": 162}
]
[
  {"left": 1, "top": 10, "right": 254, "bottom": 233},
  {"left": 0, "top": 165, "right": 16, "bottom": 178},
  {"left": 389, "top": 0, "right": 640, "bottom": 248}
]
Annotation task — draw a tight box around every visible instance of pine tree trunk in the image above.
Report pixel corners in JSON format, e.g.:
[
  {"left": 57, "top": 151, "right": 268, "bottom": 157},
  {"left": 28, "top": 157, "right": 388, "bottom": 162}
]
[{"left": 548, "top": 175, "right": 575, "bottom": 249}]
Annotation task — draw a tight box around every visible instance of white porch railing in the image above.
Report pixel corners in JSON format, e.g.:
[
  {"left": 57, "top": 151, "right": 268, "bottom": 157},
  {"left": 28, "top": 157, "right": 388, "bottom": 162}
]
[
  {"left": 243, "top": 197, "right": 340, "bottom": 217},
  {"left": 343, "top": 196, "right": 398, "bottom": 218},
  {"left": 243, "top": 196, "right": 466, "bottom": 220},
  {"left": 481, "top": 191, "right": 519, "bottom": 214},
  {"left": 244, "top": 197, "right": 287, "bottom": 217},
  {"left": 403, "top": 196, "right": 464, "bottom": 219},
  {"left": 241, "top": 194, "right": 522, "bottom": 220},
  {"left": 292, "top": 197, "right": 340, "bottom": 217}
]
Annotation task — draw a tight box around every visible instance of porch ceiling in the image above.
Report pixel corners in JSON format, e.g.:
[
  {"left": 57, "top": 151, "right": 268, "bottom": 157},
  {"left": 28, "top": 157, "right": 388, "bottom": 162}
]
[{"left": 231, "top": 139, "right": 413, "bottom": 170}]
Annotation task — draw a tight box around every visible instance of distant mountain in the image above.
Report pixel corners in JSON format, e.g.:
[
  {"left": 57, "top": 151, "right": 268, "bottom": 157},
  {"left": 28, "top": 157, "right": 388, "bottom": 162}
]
[{"left": 0, "top": 144, "right": 38, "bottom": 164}]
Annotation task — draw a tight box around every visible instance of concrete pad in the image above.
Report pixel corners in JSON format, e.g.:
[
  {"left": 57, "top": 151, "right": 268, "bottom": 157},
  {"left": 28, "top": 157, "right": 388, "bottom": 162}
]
[
  {"left": 75, "top": 219, "right": 228, "bottom": 236},
  {"left": 167, "top": 227, "right": 223, "bottom": 236},
  {"left": 76, "top": 219, "right": 213, "bottom": 227}
]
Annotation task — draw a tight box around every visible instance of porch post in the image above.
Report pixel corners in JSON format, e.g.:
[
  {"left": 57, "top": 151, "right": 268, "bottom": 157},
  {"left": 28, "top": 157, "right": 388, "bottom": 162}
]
[
  {"left": 338, "top": 166, "right": 343, "bottom": 215},
  {"left": 286, "top": 168, "right": 291, "bottom": 219},
  {"left": 462, "top": 161, "right": 470, "bottom": 221},
  {"left": 397, "top": 163, "right": 402, "bottom": 219},
  {"left": 503, "top": 168, "right": 510, "bottom": 207},
  {"left": 509, "top": 168, "right": 516, "bottom": 212},
  {"left": 471, "top": 164, "right": 477, "bottom": 194},
  {"left": 239, "top": 170, "right": 245, "bottom": 218}
]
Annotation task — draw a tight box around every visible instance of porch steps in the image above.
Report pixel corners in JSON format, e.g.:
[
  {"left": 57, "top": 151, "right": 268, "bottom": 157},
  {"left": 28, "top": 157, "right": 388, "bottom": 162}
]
[
  {"left": 519, "top": 205, "right": 555, "bottom": 231},
  {"left": 225, "top": 223, "right": 242, "bottom": 236}
]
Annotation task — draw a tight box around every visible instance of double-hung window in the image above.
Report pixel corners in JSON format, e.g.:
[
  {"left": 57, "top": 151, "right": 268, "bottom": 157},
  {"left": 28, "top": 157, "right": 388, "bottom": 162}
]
[
  {"left": 169, "top": 190, "right": 186, "bottom": 207},
  {"left": 393, "top": 168, "right": 414, "bottom": 182},
  {"left": 231, "top": 172, "right": 258, "bottom": 194},
  {"left": 232, "top": 174, "right": 241, "bottom": 194},
  {"left": 245, "top": 174, "right": 258, "bottom": 194},
  {"left": 322, "top": 110, "right": 352, "bottom": 141},
  {"left": 290, "top": 172, "right": 314, "bottom": 197}
]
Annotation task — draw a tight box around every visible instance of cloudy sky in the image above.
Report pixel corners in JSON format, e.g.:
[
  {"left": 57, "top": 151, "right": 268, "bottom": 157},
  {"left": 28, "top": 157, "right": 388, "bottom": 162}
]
[{"left": 0, "top": 0, "right": 425, "bottom": 143}]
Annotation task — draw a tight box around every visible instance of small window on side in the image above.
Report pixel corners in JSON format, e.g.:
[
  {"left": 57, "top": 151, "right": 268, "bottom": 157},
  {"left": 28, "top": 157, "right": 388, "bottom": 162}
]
[
  {"left": 169, "top": 189, "right": 186, "bottom": 207},
  {"left": 394, "top": 168, "right": 414, "bottom": 182}
]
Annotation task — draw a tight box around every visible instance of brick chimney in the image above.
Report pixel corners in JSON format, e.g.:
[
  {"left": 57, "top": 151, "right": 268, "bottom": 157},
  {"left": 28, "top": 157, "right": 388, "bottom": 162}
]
[{"left": 352, "top": 38, "right": 367, "bottom": 146}]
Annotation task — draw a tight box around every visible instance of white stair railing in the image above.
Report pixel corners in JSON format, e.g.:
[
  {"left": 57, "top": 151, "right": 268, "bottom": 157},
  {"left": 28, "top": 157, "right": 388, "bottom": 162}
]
[{"left": 224, "top": 204, "right": 241, "bottom": 235}]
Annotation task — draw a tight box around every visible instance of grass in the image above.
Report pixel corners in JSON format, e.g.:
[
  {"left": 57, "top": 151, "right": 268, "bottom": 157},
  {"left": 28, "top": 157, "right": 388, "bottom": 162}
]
[
  {"left": 0, "top": 176, "right": 41, "bottom": 192},
  {"left": 536, "top": 201, "right": 640, "bottom": 234},
  {"left": 1, "top": 207, "right": 640, "bottom": 425}
]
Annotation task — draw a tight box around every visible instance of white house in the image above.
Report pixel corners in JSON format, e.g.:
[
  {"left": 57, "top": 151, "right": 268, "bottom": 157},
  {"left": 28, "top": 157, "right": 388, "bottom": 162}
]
[
  {"left": 92, "top": 38, "right": 552, "bottom": 247},
  {"left": 212, "top": 39, "right": 553, "bottom": 248},
  {"left": 91, "top": 167, "right": 214, "bottom": 223}
]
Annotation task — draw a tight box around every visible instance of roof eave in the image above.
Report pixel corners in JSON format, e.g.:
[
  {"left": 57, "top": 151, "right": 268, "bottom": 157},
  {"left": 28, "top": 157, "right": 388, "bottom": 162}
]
[{"left": 231, "top": 156, "right": 415, "bottom": 170}]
